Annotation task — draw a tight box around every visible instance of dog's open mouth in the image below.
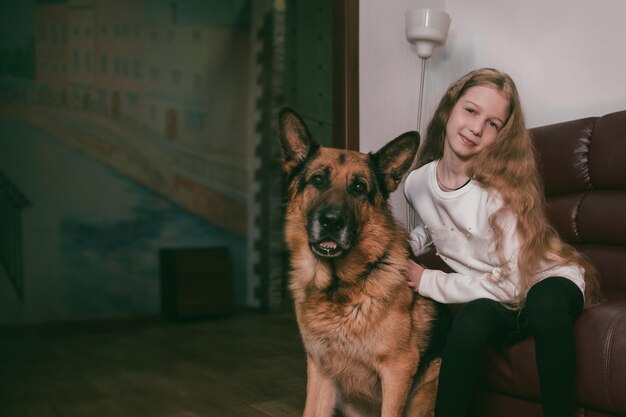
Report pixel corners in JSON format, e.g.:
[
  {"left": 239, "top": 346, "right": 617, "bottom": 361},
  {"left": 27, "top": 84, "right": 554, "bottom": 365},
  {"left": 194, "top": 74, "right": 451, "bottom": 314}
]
[{"left": 310, "top": 239, "right": 346, "bottom": 258}]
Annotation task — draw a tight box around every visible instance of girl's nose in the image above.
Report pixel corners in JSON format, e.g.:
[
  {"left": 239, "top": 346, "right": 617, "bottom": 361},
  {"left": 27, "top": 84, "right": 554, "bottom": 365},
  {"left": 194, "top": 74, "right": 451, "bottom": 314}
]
[{"left": 469, "top": 121, "right": 483, "bottom": 137}]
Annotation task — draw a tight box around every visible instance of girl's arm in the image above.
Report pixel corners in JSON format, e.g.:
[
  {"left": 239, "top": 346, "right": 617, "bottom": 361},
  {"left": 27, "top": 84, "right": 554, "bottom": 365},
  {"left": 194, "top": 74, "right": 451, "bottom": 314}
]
[
  {"left": 408, "top": 223, "right": 434, "bottom": 257},
  {"left": 403, "top": 168, "right": 435, "bottom": 256},
  {"left": 418, "top": 267, "right": 520, "bottom": 303}
]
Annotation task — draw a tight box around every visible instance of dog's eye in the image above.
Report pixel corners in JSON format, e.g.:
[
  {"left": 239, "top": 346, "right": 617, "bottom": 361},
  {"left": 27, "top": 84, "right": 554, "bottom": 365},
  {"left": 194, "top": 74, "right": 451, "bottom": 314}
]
[
  {"left": 310, "top": 174, "right": 326, "bottom": 189},
  {"left": 350, "top": 180, "right": 367, "bottom": 195}
]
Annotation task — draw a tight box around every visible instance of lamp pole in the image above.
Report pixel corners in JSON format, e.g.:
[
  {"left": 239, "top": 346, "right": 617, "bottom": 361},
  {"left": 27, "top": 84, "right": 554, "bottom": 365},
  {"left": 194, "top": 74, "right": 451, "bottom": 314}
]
[
  {"left": 416, "top": 57, "right": 427, "bottom": 133},
  {"left": 405, "top": 8, "right": 451, "bottom": 230}
]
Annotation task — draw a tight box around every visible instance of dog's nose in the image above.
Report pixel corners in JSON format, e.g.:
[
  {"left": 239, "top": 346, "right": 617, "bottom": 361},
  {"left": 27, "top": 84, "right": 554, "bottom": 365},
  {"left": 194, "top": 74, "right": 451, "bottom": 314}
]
[{"left": 319, "top": 207, "right": 345, "bottom": 232}]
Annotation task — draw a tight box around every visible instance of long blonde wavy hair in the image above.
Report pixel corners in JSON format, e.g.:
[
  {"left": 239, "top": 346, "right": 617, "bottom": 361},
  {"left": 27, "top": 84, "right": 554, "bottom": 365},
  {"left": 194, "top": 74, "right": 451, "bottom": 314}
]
[{"left": 415, "top": 68, "right": 599, "bottom": 307}]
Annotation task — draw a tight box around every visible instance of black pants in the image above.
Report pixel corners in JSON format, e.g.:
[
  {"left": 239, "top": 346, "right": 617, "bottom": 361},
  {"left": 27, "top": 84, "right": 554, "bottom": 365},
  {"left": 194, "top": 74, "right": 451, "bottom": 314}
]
[{"left": 434, "top": 277, "right": 584, "bottom": 417}]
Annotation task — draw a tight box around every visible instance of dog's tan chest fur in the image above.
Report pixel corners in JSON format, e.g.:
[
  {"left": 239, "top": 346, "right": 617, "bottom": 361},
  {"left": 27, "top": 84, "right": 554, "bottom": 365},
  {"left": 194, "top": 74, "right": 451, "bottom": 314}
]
[{"left": 293, "top": 273, "right": 418, "bottom": 396}]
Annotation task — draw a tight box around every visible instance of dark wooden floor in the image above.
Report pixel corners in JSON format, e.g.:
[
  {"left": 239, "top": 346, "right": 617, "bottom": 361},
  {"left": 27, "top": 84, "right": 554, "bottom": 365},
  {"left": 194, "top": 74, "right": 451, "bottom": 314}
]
[{"left": 0, "top": 312, "right": 307, "bottom": 417}]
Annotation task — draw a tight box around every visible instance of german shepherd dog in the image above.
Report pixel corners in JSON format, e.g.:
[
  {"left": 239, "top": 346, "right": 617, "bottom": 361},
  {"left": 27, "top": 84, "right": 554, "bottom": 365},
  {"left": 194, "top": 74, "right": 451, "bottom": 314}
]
[{"left": 279, "top": 108, "right": 449, "bottom": 417}]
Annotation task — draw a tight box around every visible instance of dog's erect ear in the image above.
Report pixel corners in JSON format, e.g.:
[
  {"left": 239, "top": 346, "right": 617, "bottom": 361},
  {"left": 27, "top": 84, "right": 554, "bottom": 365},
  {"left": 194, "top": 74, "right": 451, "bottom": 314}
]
[
  {"left": 279, "top": 107, "right": 316, "bottom": 175},
  {"left": 373, "top": 131, "right": 420, "bottom": 193}
]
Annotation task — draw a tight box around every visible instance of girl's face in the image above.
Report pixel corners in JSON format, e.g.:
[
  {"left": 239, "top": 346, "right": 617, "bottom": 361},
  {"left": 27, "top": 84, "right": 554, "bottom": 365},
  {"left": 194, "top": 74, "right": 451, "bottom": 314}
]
[{"left": 444, "top": 85, "right": 509, "bottom": 161}]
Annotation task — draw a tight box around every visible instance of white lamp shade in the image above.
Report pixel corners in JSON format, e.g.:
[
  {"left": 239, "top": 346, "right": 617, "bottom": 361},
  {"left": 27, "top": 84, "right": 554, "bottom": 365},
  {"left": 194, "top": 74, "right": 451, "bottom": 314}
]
[{"left": 406, "top": 8, "right": 451, "bottom": 59}]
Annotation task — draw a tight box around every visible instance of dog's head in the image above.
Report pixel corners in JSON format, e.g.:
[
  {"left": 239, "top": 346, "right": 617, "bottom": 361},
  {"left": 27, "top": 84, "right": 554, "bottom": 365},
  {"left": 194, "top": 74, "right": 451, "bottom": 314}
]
[{"left": 279, "top": 108, "right": 419, "bottom": 260}]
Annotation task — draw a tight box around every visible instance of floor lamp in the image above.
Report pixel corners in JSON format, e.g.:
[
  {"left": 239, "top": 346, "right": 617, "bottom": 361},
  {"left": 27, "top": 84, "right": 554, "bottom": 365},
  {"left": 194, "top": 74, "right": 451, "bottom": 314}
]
[{"left": 405, "top": 8, "right": 451, "bottom": 230}]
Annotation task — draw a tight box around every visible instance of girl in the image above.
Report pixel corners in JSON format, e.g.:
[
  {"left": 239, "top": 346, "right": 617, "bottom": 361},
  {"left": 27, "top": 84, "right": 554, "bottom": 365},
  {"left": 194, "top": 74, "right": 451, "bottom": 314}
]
[{"left": 404, "top": 68, "right": 600, "bottom": 417}]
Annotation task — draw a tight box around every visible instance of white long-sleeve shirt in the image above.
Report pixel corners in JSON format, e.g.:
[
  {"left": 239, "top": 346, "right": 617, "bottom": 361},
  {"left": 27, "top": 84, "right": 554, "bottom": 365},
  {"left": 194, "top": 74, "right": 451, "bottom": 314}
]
[{"left": 404, "top": 160, "right": 585, "bottom": 304}]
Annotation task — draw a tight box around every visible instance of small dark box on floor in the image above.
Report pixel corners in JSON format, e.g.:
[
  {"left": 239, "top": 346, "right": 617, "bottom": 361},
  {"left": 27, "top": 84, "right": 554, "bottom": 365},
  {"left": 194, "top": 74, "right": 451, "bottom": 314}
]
[{"left": 160, "top": 247, "right": 232, "bottom": 318}]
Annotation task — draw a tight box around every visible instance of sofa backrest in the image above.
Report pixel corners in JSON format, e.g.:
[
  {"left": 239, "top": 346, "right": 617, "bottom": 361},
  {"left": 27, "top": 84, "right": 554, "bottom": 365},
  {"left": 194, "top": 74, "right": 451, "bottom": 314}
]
[{"left": 530, "top": 110, "right": 626, "bottom": 298}]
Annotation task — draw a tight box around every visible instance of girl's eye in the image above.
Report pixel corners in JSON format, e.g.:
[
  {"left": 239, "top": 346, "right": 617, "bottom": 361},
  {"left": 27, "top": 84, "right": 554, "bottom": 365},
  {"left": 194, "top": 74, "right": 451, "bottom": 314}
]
[
  {"left": 350, "top": 180, "right": 367, "bottom": 195},
  {"left": 465, "top": 107, "right": 476, "bottom": 114},
  {"left": 488, "top": 121, "right": 500, "bottom": 130}
]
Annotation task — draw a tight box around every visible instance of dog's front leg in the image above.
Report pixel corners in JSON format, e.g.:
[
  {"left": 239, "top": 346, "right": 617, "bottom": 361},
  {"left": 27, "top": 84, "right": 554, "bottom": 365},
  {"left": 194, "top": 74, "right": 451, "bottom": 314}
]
[
  {"left": 379, "top": 362, "right": 415, "bottom": 417},
  {"left": 303, "top": 356, "right": 337, "bottom": 417}
]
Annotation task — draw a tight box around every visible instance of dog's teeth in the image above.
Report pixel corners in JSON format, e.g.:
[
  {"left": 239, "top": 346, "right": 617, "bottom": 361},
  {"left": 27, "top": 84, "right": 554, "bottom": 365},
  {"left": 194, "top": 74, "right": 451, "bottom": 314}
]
[{"left": 320, "top": 241, "right": 337, "bottom": 249}]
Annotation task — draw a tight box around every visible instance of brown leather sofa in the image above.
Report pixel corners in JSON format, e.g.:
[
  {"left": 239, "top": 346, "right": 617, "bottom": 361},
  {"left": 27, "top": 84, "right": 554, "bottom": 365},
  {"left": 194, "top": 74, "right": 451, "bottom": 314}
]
[{"left": 420, "top": 109, "right": 626, "bottom": 416}]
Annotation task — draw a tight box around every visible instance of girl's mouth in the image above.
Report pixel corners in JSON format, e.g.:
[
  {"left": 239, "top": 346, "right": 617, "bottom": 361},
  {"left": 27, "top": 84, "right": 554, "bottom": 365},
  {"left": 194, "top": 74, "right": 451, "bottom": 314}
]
[{"left": 460, "top": 134, "right": 477, "bottom": 146}]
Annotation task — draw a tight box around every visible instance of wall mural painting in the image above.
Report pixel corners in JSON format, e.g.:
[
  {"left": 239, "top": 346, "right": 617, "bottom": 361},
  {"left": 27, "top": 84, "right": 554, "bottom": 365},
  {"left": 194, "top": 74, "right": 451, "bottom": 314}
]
[{"left": 0, "top": 0, "right": 250, "bottom": 323}]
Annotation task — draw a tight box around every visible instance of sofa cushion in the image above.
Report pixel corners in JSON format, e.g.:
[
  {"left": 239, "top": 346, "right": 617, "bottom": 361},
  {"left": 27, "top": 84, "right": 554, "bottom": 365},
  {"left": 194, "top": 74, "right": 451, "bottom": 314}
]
[
  {"left": 589, "top": 110, "right": 626, "bottom": 187},
  {"left": 532, "top": 116, "right": 596, "bottom": 196}
]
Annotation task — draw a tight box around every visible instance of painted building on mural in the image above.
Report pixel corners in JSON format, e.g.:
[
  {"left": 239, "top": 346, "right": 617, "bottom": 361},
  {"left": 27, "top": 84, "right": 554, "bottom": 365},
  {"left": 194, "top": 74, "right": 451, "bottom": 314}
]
[
  {"left": 66, "top": 0, "right": 96, "bottom": 110},
  {"left": 34, "top": 1, "right": 68, "bottom": 105},
  {"left": 35, "top": 0, "right": 145, "bottom": 118},
  {"left": 93, "top": 0, "right": 145, "bottom": 120},
  {"left": 141, "top": 1, "right": 250, "bottom": 209},
  {"left": 32, "top": 0, "right": 251, "bottom": 235}
]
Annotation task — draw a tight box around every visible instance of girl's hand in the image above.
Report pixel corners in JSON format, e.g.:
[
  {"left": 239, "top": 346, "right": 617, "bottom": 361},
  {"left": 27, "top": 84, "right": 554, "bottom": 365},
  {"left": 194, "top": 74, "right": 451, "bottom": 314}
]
[{"left": 406, "top": 259, "right": 425, "bottom": 292}]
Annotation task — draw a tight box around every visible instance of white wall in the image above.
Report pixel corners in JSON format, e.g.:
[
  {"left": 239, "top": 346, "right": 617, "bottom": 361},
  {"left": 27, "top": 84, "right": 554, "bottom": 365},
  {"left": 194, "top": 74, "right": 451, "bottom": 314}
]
[{"left": 360, "top": 0, "right": 626, "bottom": 223}]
